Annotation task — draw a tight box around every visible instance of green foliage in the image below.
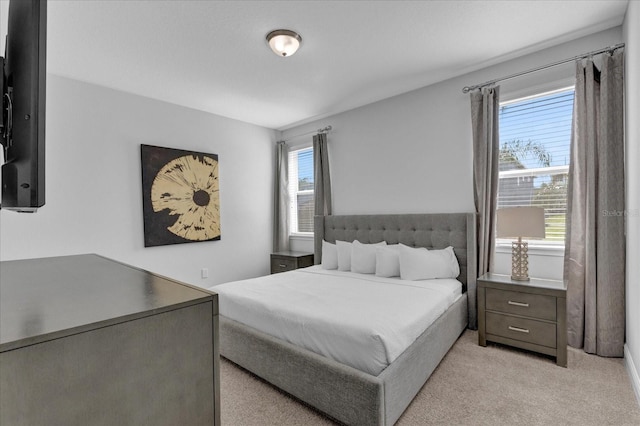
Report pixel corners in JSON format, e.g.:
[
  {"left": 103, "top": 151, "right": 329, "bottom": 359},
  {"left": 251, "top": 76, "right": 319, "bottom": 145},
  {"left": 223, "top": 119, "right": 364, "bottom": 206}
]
[
  {"left": 298, "top": 177, "right": 313, "bottom": 191},
  {"left": 533, "top": 175, "right": 568, "bottom": 210},
  {"left": 499, "top": 139, "right": 551, "bottom": 169},
  {"left": 500, "top": 139, "right": 567, "bottom": 241}
]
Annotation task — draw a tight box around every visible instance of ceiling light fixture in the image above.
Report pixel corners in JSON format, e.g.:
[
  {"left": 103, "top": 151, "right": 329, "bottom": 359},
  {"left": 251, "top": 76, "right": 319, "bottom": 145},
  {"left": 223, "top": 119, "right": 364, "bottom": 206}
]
[{"left": 266, "top": 29, "right": 302, "bottom": 57}]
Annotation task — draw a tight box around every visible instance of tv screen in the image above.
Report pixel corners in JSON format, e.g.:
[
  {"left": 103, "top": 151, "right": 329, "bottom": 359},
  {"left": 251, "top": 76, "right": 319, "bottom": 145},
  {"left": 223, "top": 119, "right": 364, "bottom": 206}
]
[{"left": 1, "top": 0, "right": 46, "bottom": 212}]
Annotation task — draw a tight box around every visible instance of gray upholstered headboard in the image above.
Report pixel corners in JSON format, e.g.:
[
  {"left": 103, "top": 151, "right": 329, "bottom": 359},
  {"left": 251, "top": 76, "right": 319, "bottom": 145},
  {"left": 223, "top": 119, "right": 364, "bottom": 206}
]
[{"left": 314, "top": 213, "right": 477, "bottom": 329}]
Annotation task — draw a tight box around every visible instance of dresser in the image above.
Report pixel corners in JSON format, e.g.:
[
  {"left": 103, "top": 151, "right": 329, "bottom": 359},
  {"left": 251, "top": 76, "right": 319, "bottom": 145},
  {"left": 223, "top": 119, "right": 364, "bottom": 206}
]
[
  {"left": 270, "top": 251, "right": 314, "bottom": 274},
  {"left": 478, "top": 273, "right": 567, "bottom": 367},
  {"left": 0, "top": 254, "right": 220, "bottom": 425}
]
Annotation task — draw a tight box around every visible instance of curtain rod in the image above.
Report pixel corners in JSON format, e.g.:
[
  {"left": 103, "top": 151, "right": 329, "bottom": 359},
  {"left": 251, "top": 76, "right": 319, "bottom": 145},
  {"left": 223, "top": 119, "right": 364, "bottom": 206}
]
[
  {"left": 461, "top": 43, "right": 625, "bottom": 94},
  {"left": 279, "top": 125, "right": 332, "bottom": 143}
]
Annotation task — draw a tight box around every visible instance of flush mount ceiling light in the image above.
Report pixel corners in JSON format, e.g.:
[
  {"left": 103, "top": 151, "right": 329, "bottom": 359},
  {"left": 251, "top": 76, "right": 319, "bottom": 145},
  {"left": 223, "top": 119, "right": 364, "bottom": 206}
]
[{"left": 266, "top": 29, "right": 302, "bottom": 57}]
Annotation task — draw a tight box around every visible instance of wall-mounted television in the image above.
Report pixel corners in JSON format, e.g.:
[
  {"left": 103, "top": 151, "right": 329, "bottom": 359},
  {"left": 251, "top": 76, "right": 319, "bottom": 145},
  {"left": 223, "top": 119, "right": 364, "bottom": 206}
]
[{"left": 1, "top": 0, "right": 47, "bottom": 212}]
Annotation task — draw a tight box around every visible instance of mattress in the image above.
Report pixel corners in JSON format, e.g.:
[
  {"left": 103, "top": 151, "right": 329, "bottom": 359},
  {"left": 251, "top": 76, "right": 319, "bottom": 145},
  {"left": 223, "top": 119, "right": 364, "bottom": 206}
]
[{"left": 212, "top": 266, "right": 462, "bottom": 376}]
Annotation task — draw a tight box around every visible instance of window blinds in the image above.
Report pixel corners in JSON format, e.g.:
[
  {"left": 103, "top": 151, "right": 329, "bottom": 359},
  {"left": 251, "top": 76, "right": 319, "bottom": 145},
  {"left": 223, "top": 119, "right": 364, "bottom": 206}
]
[
  {"left": 498, "top": 88, "right": 574, "bottom": 242},
  {"left": 288, "top": 147, "right": 314, "bottom": 233}
]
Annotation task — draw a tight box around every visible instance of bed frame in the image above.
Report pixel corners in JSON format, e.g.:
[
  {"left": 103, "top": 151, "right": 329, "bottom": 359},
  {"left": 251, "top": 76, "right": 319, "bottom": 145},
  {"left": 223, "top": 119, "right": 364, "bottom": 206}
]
[{"left": 220, "top": 213, "right": 476, "bottom": 425}]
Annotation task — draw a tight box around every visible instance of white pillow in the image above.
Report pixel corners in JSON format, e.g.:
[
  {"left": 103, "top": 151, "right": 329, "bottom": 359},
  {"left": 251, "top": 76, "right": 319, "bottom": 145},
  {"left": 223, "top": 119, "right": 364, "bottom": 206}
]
[
  {"left": 375, "top": 245, "right": 400, "bottom": 277},
  {"left": 321, "top": 240, "right": 338, "bottom": 269},
  {"left": 351, "top": 240, "right": 387, "bottom": 274},
  {"left": 336, "top": 240, "right": 353, "bottom": 271},
  {"left": 398, "top": 244, "right": 460, "bottom": 280}
]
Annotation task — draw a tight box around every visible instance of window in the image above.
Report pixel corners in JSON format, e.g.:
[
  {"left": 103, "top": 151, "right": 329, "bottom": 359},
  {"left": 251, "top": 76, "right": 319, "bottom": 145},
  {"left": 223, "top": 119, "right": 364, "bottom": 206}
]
[
  {"left": 498, "top": 87, "right": 574, "bottom": 244},
  {"left": 288, "top": 146, "right": 314, "bottom": 234}
]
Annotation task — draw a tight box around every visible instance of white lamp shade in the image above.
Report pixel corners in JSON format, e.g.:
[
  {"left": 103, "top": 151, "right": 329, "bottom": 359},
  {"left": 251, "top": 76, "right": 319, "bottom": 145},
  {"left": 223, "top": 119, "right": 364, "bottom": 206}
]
[
  {"left": 267, "top": 30, "right": 302, "bottom": 57},
  {"left": 496, "top": 207, "right": 546, "bottom": 239}
]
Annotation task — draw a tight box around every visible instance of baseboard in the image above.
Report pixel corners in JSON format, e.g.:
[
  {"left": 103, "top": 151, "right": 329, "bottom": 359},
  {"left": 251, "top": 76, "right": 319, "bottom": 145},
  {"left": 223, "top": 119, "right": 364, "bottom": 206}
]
[{"left": 625, "top": 343, "right": 640, "bottom": 406}]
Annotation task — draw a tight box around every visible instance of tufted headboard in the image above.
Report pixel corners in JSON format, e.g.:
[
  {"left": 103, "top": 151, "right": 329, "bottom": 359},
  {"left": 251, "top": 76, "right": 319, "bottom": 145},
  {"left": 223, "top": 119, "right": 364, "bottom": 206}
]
[{"left": 314, "top": 213, "right": 477, "bottom": 329}]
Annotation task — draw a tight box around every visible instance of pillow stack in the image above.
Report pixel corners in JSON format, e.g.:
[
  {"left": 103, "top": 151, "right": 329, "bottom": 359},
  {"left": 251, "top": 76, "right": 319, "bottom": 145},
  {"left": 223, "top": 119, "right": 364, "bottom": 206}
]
[
  {"left": 397, "top": 244, "right": 460, "bottom": 280},
  {"left": 321, "top": 240, "right": 460, "bottom": 280}
]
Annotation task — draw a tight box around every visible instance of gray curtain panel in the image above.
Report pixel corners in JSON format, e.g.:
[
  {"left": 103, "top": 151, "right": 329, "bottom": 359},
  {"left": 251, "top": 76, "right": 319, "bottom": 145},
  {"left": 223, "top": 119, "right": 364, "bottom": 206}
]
[
  {"left": 313, "top": 133, "right": 332, "bottom": 216},
  {"left": 273, "top": 141, "right": 290, "bottom": 252},
  {"left": 470, "top": 86, "right": 500, "bottom": 281},
  {"left": 564, "top": 50, "right": 625, "bottom": 357}
]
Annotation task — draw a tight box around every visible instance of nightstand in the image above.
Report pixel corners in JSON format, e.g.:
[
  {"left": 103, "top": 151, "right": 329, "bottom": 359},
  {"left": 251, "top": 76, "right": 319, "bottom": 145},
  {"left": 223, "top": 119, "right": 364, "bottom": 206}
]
[
  {"left": 270, "top": 251, "right": 314, "bottom": 274},
  {"left": 478, "top": 273, "right": 567, "bottom": 367}
]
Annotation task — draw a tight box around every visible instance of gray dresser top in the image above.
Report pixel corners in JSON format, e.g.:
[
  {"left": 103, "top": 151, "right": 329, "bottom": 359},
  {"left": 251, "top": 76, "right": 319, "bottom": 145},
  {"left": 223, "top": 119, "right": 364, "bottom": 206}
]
[
  {"left": 479, "top": 272, "right": 566, "bottom": 294},
  {"left": 0, "top": 254, "right": 216, "bottom": 351}
]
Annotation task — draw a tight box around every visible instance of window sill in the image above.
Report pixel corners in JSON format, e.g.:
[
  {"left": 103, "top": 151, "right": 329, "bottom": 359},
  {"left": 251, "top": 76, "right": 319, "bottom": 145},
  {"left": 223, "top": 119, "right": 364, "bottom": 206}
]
[
  {"left": 495, "top": 242, "right": 565, "bottom": 257},
  {"left": 290, "top": 233, "right": 313, "bottom": 241}
]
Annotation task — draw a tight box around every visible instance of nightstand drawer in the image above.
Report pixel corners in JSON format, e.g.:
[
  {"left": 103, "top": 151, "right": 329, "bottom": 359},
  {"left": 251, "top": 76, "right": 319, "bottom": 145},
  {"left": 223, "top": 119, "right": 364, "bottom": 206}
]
[
  {"left": 486, "top": 312, "right": 556, "bottom": 348},
  {"left": 270, "top": 252, "right": 314, "bottom": 274},
  {"left": 271, "top": 258, "right": 296, "bottom": 273},
  {"left": 486, "top": 288, "right": 556, "bottom": 321}
]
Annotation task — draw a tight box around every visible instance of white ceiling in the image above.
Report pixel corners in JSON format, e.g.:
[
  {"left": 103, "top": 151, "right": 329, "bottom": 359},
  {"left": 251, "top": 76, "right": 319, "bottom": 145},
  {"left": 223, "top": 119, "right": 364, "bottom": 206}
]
[{"left": 1, "top": 0, "right": 630, "bottom": 130}]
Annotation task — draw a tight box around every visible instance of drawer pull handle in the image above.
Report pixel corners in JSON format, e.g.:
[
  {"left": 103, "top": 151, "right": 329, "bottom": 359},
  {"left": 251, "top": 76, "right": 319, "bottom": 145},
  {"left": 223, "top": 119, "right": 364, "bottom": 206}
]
[
  {"left": 508, "top": 300, "right": 529, "bottom": 307},
  {"left": 279, "top": 264, "right": 288, "bottom": 268},
  {"left": 508, "top": 326, "right": 530, "bottom": 334}
]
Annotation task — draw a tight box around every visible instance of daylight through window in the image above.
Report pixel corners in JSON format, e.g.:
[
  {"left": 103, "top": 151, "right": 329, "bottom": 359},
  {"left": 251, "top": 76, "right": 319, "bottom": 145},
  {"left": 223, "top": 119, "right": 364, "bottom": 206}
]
[
  {"left": 498, "top": 87, "right": 574, "bottom": 244},
  {"left": 288, "top": 147, "right": 314, "bottom": 234}
]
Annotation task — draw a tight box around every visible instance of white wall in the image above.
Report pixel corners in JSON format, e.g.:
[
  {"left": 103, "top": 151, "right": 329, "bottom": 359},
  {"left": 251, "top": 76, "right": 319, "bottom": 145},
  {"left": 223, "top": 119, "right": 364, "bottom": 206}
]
[
  {"left": 0, "top": 76, "right": 276, "bottom": 288},
  {"left": 623, "top": 0, "right": 640, "bottom": 404},
  {"left": 284, "top": 27, "right": 623, "bottom": 281}
]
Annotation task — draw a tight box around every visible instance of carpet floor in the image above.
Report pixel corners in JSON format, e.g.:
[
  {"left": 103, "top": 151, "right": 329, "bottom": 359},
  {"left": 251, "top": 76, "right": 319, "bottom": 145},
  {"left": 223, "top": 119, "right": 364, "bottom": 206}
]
[{"left": 220, "top": 330, "right": 640, "bottom": 425}]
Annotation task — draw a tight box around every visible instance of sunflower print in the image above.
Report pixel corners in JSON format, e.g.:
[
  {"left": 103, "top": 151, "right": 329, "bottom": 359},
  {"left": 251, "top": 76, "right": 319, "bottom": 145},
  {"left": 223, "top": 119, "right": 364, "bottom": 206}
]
[{"left": 151, "top": 154, "right": 220, "bottom": 241}]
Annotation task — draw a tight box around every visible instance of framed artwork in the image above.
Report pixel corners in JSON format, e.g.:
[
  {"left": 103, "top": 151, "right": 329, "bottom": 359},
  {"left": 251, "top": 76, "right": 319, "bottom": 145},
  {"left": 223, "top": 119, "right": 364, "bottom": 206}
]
[{"left": 141, "top": 144, "right": 220, "bottom": 247}]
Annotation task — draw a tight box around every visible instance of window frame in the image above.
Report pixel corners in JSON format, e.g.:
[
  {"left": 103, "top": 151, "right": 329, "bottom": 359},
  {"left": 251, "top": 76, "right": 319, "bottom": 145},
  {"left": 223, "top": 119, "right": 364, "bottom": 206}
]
[
  {"left": 288, "top": 144, "right": 314, "bottom": 238},
  {"left": 495, "top": 83, "right": 575, "bottom": 256}
]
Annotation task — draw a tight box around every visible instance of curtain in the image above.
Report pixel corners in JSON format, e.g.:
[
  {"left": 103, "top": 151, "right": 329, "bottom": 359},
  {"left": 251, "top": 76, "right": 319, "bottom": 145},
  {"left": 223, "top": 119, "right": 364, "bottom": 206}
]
[
  {"left": 470, "top": 85, "right": 500, "bottom": 330},
  {"left": 313, "top": 133, "right": 332, "bottom": 216},
  {"left": 564, "top": 50, "right": 625, "bottom": 356},
  {"left": 273, "top": 141, "right": 289, "bottom": 252}
]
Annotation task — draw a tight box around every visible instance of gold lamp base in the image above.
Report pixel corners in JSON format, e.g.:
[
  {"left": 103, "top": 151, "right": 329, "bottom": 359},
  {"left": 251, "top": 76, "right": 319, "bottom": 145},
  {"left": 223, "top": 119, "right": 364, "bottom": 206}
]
[{"left": 510, "top": 237, "right": 530, "bottom": 281}]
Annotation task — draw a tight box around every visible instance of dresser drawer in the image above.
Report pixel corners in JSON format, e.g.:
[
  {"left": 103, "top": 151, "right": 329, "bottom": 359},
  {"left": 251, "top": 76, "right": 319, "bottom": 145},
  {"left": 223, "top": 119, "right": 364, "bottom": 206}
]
[
  {"left": 486, "top": 288, "right": 556, "bottom": 321},
  {"left": 270, "top": 257, "right": 296, "bottom": 273},
  {"left": 486, "top": 312, "right": 556, "bottom": 348}
]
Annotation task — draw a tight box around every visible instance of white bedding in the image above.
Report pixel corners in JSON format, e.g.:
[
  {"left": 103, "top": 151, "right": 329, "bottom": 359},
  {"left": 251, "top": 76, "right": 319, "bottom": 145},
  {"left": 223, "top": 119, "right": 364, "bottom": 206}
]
[{"left": 212, "top": 266, "right": 462, "bottom": 376}]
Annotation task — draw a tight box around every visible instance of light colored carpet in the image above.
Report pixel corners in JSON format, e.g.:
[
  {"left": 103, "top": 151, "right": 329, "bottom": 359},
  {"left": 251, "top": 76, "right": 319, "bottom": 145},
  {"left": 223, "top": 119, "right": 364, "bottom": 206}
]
[{"left": 220, "top": 330, "right": 640, "bottom": 425}]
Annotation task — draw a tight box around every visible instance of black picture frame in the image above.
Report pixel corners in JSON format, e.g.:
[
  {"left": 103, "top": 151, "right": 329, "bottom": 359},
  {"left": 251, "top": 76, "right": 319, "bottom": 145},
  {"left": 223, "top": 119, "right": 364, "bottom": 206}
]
[{"left": 141, "top": 144, "right": 220, "bottom": 247}]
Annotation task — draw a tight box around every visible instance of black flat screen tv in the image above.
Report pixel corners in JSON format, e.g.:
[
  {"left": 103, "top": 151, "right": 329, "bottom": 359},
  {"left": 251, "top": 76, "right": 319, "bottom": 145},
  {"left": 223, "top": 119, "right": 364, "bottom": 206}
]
[{"left": 1, "top": 0, "right": 46, "bottom": 212}]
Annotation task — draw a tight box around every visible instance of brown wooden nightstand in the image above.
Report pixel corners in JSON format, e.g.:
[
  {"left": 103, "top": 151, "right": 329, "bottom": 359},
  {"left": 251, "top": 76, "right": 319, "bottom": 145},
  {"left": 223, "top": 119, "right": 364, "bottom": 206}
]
[
  {"left": 270, "top": 251, "right": 314, "bottom": 274},
  {"left": 478, "top": 272, "right": 567, "bottom": 367}
]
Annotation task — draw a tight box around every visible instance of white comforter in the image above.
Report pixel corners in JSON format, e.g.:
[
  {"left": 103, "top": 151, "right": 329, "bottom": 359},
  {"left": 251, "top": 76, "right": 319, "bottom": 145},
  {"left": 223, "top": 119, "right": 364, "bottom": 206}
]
[{"left": 212, "top": 266, "right": 462, "bottom": 376}]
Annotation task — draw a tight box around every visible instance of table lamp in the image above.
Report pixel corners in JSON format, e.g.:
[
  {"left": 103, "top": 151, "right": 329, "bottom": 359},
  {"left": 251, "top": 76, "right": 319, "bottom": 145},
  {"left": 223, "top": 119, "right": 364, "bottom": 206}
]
[{"left": 496, "top": 206, "right": 546, "bottom": 281}]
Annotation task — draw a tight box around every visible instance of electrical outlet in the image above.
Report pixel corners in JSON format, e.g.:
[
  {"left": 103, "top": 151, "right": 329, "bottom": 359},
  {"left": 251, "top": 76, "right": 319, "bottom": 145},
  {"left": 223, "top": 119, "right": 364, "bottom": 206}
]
[{"left": 201, "top": 268, "right": 209, "bottom": 279}]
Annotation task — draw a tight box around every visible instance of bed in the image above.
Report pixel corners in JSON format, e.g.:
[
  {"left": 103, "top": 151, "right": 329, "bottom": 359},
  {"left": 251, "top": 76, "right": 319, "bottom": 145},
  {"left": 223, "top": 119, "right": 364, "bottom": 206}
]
[{"left": 216, "top": 213, "right": 477, "bottom": 425}]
